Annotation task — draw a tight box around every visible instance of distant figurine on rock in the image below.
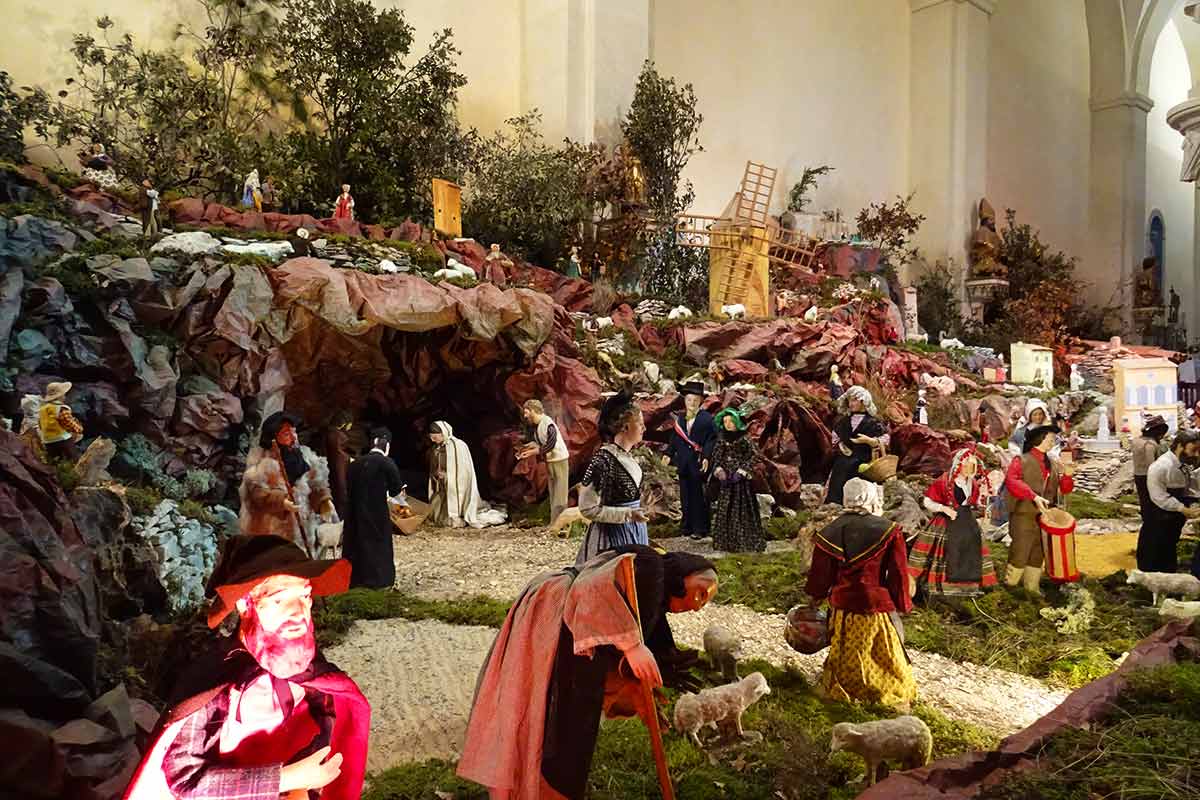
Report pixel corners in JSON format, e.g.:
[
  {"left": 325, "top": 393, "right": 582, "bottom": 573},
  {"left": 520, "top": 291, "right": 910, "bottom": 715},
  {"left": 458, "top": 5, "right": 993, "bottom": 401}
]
[
  {"left": 333, "top": 183, "right": 355, "bottom": 221},
  {"left": 241, "top": 168, "right": 260, "bottom": 209},
  {"left": 37, "top": 381, "right": 83, "bottom": 461},
  {"left": 140, "top": 179, "right": 160, "bottom": 239}
]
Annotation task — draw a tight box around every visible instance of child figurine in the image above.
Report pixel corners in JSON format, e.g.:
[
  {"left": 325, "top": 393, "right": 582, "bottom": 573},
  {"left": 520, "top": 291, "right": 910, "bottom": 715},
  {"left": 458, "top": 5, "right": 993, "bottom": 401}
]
[
  {"left": 914, "top": 388, "right": 928, "bottom": 425},
  {"left": 333, "top": 183, "right": 355, "bottom": 221},
  {"left": 829, "top": 365, "right": 844, "bottom": 401}
]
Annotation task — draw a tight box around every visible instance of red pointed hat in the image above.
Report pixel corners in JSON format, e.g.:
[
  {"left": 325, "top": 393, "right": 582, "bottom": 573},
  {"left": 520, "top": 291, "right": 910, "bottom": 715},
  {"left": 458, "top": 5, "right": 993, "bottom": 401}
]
[{"left": 205, "top": 535, "right": 350, "bottom": 628}]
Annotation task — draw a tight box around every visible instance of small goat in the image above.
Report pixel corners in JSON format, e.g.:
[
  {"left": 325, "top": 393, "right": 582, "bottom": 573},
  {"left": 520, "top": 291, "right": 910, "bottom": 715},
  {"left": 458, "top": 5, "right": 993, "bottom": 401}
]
[
  {"left": 830, "top": 715, "right": 932, "bottom": 786},
  {"left": 1126, "top": 569, "right": 1200, "bottom": 607}
]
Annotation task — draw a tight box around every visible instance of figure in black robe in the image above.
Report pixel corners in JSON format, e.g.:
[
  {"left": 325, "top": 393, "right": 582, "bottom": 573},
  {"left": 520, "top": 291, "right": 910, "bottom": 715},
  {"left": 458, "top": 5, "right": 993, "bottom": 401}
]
[
  {"left": 826, "top": 386, "right": 889, "bottom": 505},
  {"left": 666, "top": 382, "right": 716, "bottom": 539},
  {"left": 343, "top": 430, "right": 404, "bottom": 589}
]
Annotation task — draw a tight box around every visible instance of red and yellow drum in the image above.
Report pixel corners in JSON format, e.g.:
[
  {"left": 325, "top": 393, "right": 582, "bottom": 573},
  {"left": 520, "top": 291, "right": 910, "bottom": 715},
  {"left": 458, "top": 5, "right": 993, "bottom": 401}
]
[{"left": 1038, "top": 508, "right": 1080, "bottom": 583}]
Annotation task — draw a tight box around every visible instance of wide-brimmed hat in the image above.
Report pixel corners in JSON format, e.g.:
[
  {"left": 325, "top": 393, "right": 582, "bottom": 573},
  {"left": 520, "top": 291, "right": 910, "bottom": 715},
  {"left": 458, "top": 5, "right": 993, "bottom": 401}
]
[
  {"left": 1022, "top": 424, "right": 1062, "bottom": 453},
  {"left": 205, "top": 535, "right": 350, "bottom": 628},
  {"left": 260, "top": 410, "right": 303, "bottom": 448},
  {"left": 1142, "top": 415, "right": 1169, "bottom": 436},
  {"left": 44, "top": 382, "right": 72, "bottom": 402},
  {"left": 680, "top": 381, "right": 706, "bottom": 397}
]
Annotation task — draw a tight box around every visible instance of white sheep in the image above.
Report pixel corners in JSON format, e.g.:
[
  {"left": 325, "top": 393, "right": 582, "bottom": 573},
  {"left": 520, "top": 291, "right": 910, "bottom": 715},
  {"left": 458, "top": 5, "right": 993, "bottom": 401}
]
[
  {"left": 803, "top": 305, "right": 819, "bottom": 322},
  {"left": 908, "top": 331, "right": 929, "bottom": 344},
  {"left": 1127, "top": 570, "right": 1200, "bottom": 607},
  {"left": 720, "top": 303, "right": 746, "bottom": 320},
  {"left": 673, "top": 672, "right": 770, "bottom": 748},
  {"left": 589, "top": 316, "right": 614, "bottom": 332},
  {"left": 668, "top": 305, "right": 694, "bottom": 320},
  {"left": 1158, "top": 599, "right": 1200, "bottom": 620},
  {"left": 830, "top": 715, "right": 933, "bottom": 786},
  {"left": 938, "top": 334, "right": 966, "bottom": 349}
]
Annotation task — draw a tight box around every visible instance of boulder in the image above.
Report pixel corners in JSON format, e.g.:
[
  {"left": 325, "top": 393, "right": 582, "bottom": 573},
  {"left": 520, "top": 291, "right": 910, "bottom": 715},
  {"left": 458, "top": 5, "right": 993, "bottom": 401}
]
[
  {"left": 890, "top": 423, "right": 953, "bottom": 477},
  {"left": 221, "top": 240, "right": 294, "bottom": 261},
  {"left": 150, "top": 231, "right": 222, "bottom": 257},
  {"left": 74, "top": 437, "right": 116, "bottom": 485},
  {"left": 128, "top": 500, "right": 219, "bottom": 614},
  {"left": 0, "top": 215, "right": 78, "bottom": 267},
  {"left": 87, "top": 255, "right": 155, "bottom": 286}
]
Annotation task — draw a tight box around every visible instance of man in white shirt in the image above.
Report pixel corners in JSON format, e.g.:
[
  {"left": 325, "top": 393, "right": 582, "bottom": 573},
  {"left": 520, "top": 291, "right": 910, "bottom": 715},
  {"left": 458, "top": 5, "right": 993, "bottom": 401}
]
[
  {"left": 518, "top": 399, "right": 571, "bottom": 525},
  {"left": 1143, "top": 430, "right": 1200, "bottom": 572}
]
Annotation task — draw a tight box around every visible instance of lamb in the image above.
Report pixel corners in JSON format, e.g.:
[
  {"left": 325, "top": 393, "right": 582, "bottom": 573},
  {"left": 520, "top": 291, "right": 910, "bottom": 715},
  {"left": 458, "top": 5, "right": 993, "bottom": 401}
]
[
  {"left": 720, "top": 303, "right": 746, "bottom": 320},
  {"left": 548, "top": 506, "right": 589, "bottom": 537},
  {"left": 702, "top": 625, "right": 742, "bottom": 681},
  {"left": 830, "top": 715, "right": 933, "bottom": 786},
  {"left": 673, "top": 672, "right": 770, "bottom": 748},
  {"left": 586, "top": 316, "right": 614, "bottom": 332},
  {"left": 1159, "top": 599, "right": 1200, "bottom": 620},
  {"left": 908, "top": 331, "right": 928, "bottom": 344},
  {"left": 1126, "top": 569, "right": 1200, "bottom": 607},
  {"left": 667, "top": 305, "right": 694, "bottom": 320}
]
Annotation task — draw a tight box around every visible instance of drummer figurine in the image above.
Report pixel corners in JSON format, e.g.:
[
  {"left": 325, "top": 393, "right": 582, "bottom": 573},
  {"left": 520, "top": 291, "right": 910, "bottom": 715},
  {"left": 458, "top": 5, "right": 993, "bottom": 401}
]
[{"left": 1003, "top": 424, "right": 1074, "bottom": 595}]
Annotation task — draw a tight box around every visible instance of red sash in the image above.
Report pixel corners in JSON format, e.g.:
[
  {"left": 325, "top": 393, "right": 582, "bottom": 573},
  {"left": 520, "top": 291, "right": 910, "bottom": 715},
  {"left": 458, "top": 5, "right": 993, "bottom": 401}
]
[{"left": 672, "top": 416, "right": 703, "bottom": 454}]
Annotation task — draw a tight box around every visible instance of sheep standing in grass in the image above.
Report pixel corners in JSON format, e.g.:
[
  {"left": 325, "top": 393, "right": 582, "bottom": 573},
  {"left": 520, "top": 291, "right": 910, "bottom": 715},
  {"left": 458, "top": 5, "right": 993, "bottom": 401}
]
[
  {"left": 673, "top": 672, "right": 771, "bottom": 747},
  {"left": 830, "top": 715, "right": 933, "bottom": 786},
  {"left": 1126, "top": 569, "right": 1200, "bottom": 607},
  {"left": 702, "top": 625, "right": 742, "bottom": 680}
]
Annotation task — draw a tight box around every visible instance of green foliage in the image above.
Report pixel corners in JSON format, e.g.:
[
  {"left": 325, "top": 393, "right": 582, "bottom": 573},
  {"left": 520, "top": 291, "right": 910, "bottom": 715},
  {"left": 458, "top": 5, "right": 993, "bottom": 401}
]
[
  {"left": 855, "top": 193, "right": 925, "bottom": 269},
  {"left": 914, "top": 259, "right": 962, "bottom": 339},
  {"left": 275, "top": 0, "right": 473, "bottom": 220},
  {"left": 978, "top": 662, "right": 1200, "bottom": 800},
  {"left": 787, "top": 165, "right": 834, "bottom": 213},
  {"left": 763, "top": 512, "right": 811, "bottom": 542},
  {"left": 0, "top": 70, "right": 43, "bottom": 163},
  {"left": 622, "top": 61, "right": 702, "bottom": 218},
  {"left": 114, "top": 434, "right": 214, "bottom": 503},
  {"left": 77, "top": 236, "right": 143, "bottom": 259},
  {"left": 124, "top": 484, "right": 164, "bottom": 516},
  {"left": 640, "top": 227, "right": 709, "bottom": 309},
  {"left": 463, "top": 112, "right": 595, "bottom": 266},
  {"left": 364, "top": 660, "right": 998, "bottom": 800},
  {"left": 52, "top": 459, "right": 81, "bottom": 493},
  {"left": 314, "top": 588, "right": 509, "bottom": 648}
]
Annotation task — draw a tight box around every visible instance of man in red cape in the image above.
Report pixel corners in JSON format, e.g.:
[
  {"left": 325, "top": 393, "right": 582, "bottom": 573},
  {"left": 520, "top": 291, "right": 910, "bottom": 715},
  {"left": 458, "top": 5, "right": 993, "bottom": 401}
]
[{"left": 122, "top": 535, "right": 370, "bottom": 800}]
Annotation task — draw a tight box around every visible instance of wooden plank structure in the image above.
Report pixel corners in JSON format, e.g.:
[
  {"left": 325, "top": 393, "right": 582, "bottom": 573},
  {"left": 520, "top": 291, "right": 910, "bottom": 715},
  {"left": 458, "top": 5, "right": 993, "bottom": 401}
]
[{"left": 431, "top": 178, "right": 463, "bottom": 238}]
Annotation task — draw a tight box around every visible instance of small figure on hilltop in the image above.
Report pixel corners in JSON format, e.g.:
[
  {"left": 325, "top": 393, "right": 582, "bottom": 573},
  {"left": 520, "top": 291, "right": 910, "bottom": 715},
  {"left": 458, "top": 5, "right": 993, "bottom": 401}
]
[
  {"left": 566, "top": 245, "right": 582, "bottom": 279},
  {"left": 38, "top": 381, "right": 84, "bottom": 461},
  {"left": 79, "top": 142, "right": 118, "bottom": 189},
  {"left": 289, "top": 226, "right": 311, "bottom": 257},
  {"left": 828, "top": 364, "right": 845, "bottom": 402},
  {"left": 261, "top": 174, "right": 278, "bottom": 211},
  {"left": 140, "top": 179, "right": 160, "bottom": 239},
  {"left": 122, "top": 535, "right": 370, "bottom": 800},
  {"left": 333, "top": 183, "right": 355, "bottom": 221},
  {"left": 241, "top": 168, "right": 260, "bottom": 210},
  {"left": 239, "top": 411, "right": 336, "bottom": 555}
]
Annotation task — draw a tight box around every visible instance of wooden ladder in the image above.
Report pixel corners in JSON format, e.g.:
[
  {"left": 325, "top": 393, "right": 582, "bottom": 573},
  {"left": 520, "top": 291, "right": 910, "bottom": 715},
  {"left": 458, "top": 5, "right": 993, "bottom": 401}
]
[{"left": 733, "top": 161, "right": 776, "bottom": 226}]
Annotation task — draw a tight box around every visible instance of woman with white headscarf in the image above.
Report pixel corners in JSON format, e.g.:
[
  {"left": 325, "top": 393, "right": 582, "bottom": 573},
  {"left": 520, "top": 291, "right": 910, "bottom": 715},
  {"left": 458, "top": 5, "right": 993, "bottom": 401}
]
[
  {"left": 825, "top": 385, "right": 890, "bottom": 505},
  {"left": 242, "top": 169, "right": 261, "bottom": 209},
  {"left": 807, "top": 478, "right": 916, "bottom": 710},
  {"left": 428, "top": 420, "right": 485, "bottom": 528},
  {"left": 1008, "top": 398, "right": 1057, "bottom": 457}
]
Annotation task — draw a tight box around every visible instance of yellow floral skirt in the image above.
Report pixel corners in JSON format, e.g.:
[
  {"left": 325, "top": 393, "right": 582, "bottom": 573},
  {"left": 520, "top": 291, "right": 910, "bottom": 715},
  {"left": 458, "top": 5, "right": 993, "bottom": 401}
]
[{"left": 820, "top": 608, "right": 917, "bottom": 709}]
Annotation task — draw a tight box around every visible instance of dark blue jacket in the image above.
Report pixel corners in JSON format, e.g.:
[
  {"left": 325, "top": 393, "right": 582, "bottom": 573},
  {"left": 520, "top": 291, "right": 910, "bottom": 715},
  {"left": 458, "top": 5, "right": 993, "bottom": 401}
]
[{"left": 667, "top": 410, "right": 716, "bottom": 480}]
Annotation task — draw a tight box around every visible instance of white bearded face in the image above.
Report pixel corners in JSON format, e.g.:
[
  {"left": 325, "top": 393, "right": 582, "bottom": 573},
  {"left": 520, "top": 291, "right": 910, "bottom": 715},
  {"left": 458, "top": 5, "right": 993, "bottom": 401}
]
[{"left": 239, "top": 575, "right": 316, "bottom": 679}]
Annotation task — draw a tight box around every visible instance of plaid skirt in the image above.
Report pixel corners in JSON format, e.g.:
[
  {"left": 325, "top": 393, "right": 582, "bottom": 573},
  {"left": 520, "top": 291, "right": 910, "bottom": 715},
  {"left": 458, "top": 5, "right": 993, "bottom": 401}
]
[
  {"left": 820, "top": 608, "right": 917, "bottom": 709},
  {"left": 907, "top": 520, "right": 998, "bottom": 597}
]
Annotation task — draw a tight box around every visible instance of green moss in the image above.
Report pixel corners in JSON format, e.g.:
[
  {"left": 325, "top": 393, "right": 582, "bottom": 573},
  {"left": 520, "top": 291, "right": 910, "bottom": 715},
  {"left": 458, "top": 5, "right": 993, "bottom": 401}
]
[
  {"left": 979, "top": 662, "right": 1200, "bottom": 800},
  {"left": 904, "top": 568, "right": 1161, "bottom": 688},
  {"left": 510, "top": 497, "right": 551, "bottom": 527},
  {"left": 77, "top": 236, "right": 143, "bottom": 259},
  {"left": 1064, "top": 491, "right": 1130, "bottom": 520},
  {"left": 764, "top": 512, "right": 811, "bottom": 542},
  {"left": 314, "top": 588, "right": 510, "bottom": 648},
  {"left": 222, "top": 252, "right": 274, "bottom": 267},
  {"left": 712, "top": 551, "right": 812, "bottom": 613},
  {"left": 364, "top": 660, "right": 998, "bottom": 800},
  {"left": 35, "top": 255, "right": 100, "bottom": 299},
  {"left": 53, "top": 459, "right": 81, "bottom": 493},
  {"left": 124, "top": 485, "right": 165, "bottom": 516}
]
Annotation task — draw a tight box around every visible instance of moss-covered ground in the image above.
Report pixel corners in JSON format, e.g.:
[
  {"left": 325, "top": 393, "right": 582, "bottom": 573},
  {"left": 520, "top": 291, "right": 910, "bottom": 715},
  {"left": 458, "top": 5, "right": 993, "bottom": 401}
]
[
  {"left": 361, "top": 660, "right": 998, "bottom": 800},
  {"left": 1064, "top": 490, "right": 1137, "bottom": 520},
  {"left": 977, "top": 660, "right": 1200, "bottom": 800},
  {"left": 314, "top": 588, "right": 509, "bottom": 648}
]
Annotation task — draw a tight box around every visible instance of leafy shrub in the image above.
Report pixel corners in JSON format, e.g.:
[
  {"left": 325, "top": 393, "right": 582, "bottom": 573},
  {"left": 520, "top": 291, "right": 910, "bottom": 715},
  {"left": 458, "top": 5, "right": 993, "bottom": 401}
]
[
  {"left": 787, "top": 165, "right": 834, "bottom": 213},
  {"left": 914, "top": 259, "right": 962, "bottom": 339},
  {"left": 856, "top": 193, "right": 925, "bottom": 271}
]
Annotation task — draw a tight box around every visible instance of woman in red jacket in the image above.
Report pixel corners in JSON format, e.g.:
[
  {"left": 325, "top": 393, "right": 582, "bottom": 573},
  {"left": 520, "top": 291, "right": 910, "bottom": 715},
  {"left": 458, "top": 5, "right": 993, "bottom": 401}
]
[
  {"left": 807, "top": 478, "right": 916, "bottom": 711},
  {"left": 908, "top": 447, "right": 999, "bottom": 598}
]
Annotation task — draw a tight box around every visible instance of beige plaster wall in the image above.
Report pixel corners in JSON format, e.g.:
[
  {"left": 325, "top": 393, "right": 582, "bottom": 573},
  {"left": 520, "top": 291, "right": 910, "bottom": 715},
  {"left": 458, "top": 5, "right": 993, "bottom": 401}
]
[
  {"left": 1145, "top": 21, "right": 1195, "bottom": 337},
  {"left": 985, "top": 0, "right": 1092, "bottom": 272},
  {"left": 649, "top": 0, "right": 912, "bottom": 221},
  {"left": 0, "top": 0, "right": 522, "bottom": 153}
]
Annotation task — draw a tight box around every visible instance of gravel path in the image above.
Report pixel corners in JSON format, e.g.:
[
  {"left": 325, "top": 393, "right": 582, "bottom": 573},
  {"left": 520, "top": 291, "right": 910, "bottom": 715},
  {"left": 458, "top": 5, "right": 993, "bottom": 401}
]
[{"left": 327, "top": 528, "right": 1069, "bottom": 768}]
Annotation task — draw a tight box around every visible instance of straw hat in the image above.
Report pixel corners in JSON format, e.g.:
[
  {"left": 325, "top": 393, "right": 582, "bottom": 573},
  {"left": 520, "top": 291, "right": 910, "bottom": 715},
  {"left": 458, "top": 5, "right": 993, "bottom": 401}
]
[{"left": 43, "top": 382, "right": 72, "bottom": 402}]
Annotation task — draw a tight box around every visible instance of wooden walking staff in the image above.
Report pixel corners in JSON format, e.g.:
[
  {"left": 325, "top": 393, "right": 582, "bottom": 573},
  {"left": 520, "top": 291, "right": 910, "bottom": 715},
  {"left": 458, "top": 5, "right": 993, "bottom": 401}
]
[
  {"left": 615, "top": 555, "right": 676, "bottom": 800},
  {"left": 271, "top": 441, "right": 312, "bottom": 558}
]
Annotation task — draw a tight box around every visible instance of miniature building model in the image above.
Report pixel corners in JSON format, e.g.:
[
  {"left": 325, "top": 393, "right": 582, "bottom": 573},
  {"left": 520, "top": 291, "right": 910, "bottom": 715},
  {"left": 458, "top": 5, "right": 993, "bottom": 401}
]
[
  {"left": 1114, "top": 357, "right": 1179, "bottom": 434},
  {"left": 432, "top": 178, "right": 462, "bottom": 238},
  {"left": 1010, "top": 342, "right": 1053, "bottom": 389}
]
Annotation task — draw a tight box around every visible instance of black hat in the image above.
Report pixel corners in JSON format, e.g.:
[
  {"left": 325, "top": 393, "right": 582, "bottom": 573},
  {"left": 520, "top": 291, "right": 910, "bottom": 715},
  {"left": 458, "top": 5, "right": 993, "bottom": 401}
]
[
  {"left": 680, "top": 381, "right": 706, "bottom": 397},
  {"left": 260, "top": 411, "right": 302, "bottom": 448},
  {"left": 599, "top": 390, "right": 636, "bottom": 440},
  {"left": 205, "top": 535, "right": 350, "bottom": 628},
  {"left": 1022, "top": 424, "right": 1062, "bottom": 453},
  {"left": 1142, "top": 415, "right": 1169, "bottom": 436}
]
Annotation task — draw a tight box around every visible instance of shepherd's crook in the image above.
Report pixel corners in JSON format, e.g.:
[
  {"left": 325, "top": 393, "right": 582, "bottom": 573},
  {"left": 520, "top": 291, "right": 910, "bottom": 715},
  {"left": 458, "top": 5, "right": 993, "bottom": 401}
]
[{"left": 616, "top": 555, "right": 676, "bottom": 800}]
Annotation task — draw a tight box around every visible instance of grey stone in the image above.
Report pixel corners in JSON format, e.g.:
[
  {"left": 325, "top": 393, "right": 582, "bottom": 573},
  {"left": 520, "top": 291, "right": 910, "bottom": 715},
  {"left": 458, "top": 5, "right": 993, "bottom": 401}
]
[
  {"left": 150, "top": 231, "right": 222, "bottom": 257},
  {"left": 221, "top": 241, "right": 294, "bottom": 261}
]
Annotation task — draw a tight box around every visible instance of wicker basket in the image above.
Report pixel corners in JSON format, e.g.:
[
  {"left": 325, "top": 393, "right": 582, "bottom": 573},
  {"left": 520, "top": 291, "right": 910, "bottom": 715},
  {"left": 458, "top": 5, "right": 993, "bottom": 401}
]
[{"left": 859, "top": 454, "right": 899, "bottom": 482}]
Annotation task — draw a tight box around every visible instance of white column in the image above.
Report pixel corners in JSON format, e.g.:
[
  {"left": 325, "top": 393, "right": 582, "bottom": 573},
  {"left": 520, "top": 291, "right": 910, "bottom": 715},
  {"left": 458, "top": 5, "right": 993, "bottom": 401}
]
[
  {"left": 907, "top": 0, "right": 993, "bottom": 285},
  {"left": 1168, "top": 95, "right": 1200, "bottom": 341}
]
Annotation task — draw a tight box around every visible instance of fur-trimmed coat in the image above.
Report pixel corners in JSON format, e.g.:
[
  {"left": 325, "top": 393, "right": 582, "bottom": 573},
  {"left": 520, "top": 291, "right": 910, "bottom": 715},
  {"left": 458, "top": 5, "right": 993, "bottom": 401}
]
[{"left": 238, "top": 445, "right": 333, "bottom": 551}]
